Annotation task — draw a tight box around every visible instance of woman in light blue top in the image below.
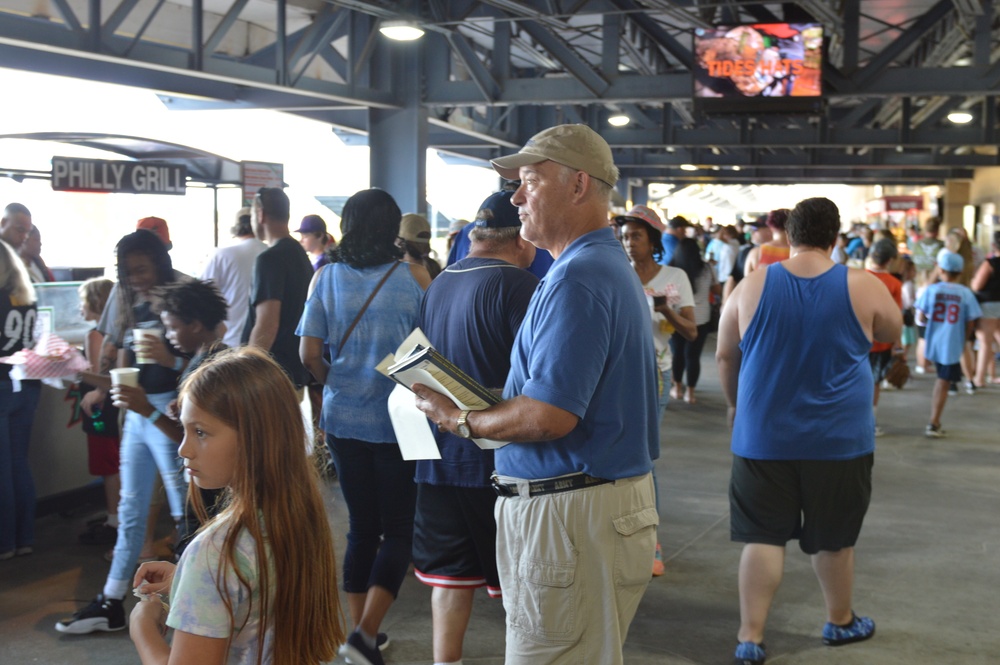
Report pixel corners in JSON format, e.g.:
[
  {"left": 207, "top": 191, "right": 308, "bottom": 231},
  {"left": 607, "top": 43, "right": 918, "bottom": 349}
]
[{"left": 297, "top": 188, "right": 429, "bottom": 665}]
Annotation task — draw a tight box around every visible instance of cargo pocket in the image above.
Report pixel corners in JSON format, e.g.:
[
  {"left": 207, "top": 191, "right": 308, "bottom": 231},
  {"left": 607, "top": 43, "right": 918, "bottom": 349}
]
[
  {"left": 613, "top": 506, "right": 659, "bottom": 586},
  {"left": 513, "top": 555, "right": 577, "bottom": 641}
]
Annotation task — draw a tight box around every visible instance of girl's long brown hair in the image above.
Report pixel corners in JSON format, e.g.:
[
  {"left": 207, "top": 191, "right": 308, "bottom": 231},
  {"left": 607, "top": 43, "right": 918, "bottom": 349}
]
[{"left": 180, "top": 347, "right": 345, "bottom": 665}]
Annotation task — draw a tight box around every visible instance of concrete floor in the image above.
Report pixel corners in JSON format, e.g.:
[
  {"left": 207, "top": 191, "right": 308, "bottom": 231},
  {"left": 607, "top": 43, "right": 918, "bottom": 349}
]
[{"left": 2, "top": 343, "right": 998, "bottom": 664}]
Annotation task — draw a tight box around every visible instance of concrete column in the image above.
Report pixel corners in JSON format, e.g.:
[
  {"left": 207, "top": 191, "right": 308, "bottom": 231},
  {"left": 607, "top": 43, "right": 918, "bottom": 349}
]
[{"left": 369, "top": 38, "right": 427, "bottom": 215}]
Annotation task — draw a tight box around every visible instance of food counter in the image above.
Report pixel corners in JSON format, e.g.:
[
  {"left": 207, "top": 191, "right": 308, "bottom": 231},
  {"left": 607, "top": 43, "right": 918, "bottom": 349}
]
[{"left": 28, "top": 282, "right": 98, "bottom": 500}]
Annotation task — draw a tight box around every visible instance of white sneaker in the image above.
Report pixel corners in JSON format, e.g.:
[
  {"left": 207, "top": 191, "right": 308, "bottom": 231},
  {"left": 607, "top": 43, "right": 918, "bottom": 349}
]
[
  {"left": 925, "top": 424, "right": 946, "bottom": 438},
  {"left": 874, "top": 426, "right": 885, "bottom": 438},
  {"left": 915, "top": 366, "right": 926, "bottom": 375}
]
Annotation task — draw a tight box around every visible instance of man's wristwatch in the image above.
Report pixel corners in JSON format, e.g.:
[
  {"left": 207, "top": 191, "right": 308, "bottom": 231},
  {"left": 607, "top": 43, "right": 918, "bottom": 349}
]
[{"left": 456, "top": 409, "right": 472, "bottom": 439}]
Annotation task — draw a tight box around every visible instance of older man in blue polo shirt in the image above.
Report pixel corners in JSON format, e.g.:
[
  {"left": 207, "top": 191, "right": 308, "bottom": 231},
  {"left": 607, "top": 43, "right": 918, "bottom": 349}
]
[{"left": 414, "top": 124, "right": 659, "bottom": 665}]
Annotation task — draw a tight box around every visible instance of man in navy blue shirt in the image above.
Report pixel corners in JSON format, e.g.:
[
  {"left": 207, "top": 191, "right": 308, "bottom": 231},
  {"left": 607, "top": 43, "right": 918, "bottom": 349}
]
[
  {"left": 414, "top": 124, "right": 659, "bottom": 665},
  {"left": 413, "top": 189, "right": 538, "bottom": 665},
  {"left": 448, "top": 184, "right": 555, "bottom": 280}
]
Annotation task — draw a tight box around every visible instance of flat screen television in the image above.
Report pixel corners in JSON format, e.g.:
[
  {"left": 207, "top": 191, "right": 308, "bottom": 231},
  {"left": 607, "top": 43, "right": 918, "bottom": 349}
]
[{"left": 692, "top": 22, "right": 824, "bottom": 115}]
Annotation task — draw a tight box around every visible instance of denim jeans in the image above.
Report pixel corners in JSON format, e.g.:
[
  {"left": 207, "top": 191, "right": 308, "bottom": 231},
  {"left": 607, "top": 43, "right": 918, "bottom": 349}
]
[
  {"left": 0, "top": 380, "right": 42, "bottom": 554},
  {"left": 106, "top": 391, "right": 185, "bottom": 592},
  {"left": 327, "top": 435, "right": 416, "bottom": 596}
]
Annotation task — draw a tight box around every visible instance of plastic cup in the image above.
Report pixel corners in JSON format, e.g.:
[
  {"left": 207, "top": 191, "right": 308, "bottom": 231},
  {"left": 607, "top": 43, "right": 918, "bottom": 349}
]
[
  {"left": 110, "top": 367, "right": 140, "bottom": 387},
  {"left": 132, "top": 328, "right": 158, "bottom": 364}
]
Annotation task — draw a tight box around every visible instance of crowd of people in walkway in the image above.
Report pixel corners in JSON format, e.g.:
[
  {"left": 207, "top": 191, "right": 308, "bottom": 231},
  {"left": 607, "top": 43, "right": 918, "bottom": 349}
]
[{"left": 0, "top": 123, "right": 998, "bottom": 665}]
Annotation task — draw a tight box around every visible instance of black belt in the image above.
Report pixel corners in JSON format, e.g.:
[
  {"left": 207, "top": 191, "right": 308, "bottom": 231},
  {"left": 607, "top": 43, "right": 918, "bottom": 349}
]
[{"left": 491, "top": 473, "right": 613, "bottom": 498}]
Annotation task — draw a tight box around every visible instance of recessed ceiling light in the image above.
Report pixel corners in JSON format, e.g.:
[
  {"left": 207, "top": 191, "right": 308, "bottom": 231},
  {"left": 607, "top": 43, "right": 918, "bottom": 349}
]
[
  {"left": 731, "top": 165, "right": 741, "bottom": 171},
  {"left": 608, "top": 114, "right": 630, "bottom": 127},
  {"left": 947, "top": 111, "right": 973, "bottom": 124},
  {"left": 680, "top": 164, "right": 698, "bottom": 171},
  {"left": 379, "top": 21, "right": 425, "bottom": 41}
]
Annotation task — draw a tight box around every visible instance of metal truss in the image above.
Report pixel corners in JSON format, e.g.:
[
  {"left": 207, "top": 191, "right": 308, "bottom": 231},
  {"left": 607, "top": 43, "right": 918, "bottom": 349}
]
[{"left": 0, "top": 0, "right": 997, "bottom": 185}]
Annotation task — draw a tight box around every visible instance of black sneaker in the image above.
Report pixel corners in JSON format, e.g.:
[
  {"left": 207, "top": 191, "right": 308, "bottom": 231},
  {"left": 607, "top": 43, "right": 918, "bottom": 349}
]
[
  {"left": 79, "top": 523, "right": 118, "bottom": 546},
  {"left": 344, "top": 632, "right": 389, "bottom": 664},
  {"left": 55, "top": 594, "right": 125, "bottom": 634},
  {"left": 340, "top": 630, "right": 385, "bottom": 665}
]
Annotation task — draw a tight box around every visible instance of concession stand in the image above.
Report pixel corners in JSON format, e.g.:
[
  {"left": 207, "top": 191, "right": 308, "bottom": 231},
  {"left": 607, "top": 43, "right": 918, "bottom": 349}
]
[{"left": 0, "top": 133, "right": 278, "bottom": 506}]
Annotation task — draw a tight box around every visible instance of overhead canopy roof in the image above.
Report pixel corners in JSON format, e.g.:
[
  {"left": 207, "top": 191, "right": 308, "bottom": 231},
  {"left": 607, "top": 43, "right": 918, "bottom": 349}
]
[
  {"left": 0, "top": 132, "right": 243, "bottom": 186},
  {"left": 0, "top": 1, "right": 996, "bottom": 186}
]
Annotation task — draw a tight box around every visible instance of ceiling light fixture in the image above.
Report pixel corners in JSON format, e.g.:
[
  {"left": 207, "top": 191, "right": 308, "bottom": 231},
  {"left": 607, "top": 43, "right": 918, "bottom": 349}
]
[
  {"left": 947, "top": 111, "right": 973, "bottom": 124},
  {"left": 608, "top": 114, "right": 630, "bottom": 127},
  {"left": 379, "top": 21, "right": 425, "bottom": 41},
  {"left": 680, "top": 164, "right": 698, "bottom": 171}
]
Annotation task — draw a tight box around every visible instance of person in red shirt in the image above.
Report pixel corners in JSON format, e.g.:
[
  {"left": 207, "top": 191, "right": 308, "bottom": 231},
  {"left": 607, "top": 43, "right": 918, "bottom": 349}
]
[{"left": 866, "top": 238, "right": 904, "bottom": 436}]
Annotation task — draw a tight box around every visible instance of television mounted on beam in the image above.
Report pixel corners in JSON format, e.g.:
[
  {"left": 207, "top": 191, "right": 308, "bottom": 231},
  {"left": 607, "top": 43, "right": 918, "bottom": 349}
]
[{"left": 693, "top": 23, "right": 824, "bottom": 116}]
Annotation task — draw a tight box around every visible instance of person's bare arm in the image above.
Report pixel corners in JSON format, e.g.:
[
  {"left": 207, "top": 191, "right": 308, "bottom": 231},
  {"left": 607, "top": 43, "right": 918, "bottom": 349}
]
[
  {"left": 111, "top": 384, "right": 184, "bottom": 443},
  {"left": 300, "top": 335, "right": 329, "bottom": 385},
  {"left": 854, "top": 270, "right": 903, "bottom": 345},
  {"left": 743, "top": 246, "right": 760, "bottom": 275},
  {"left": 970, "top": 260, "right": 992, "bottom": 293},
  {"left": 412, "top": 386, "right": 578, "bottom": 443},
  {"left": 722, "top": 276, "right": 736, "bottom": 304},
  {"left": 408, "top": 262, "right": 432, "bottom": 290},
  {"left": 130, "top": 601, "right": 229, "bottom": 665},
  {"left": 84, "top": 329, "right": 103, "bottom": 374},
  {"left": 657, "top": 304, "right": 697, "bottom": 341},
  {"left": 82, "top": 334, "right": 121, "bottom": 416},
  {"left": 306, "top": 265, "right": 326, "bottom": 299},
  {"left": 247, "top": 300, "right": 281, "bottom": 351},
  {"left": 715, "top": 292, "right": 743, "bottom": 430}
]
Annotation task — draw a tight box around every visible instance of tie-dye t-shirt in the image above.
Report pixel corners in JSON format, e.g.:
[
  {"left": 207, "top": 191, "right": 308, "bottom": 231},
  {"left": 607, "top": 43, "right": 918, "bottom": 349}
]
[{"left": 166, "top": 518, "right": 273, "bottom": 664}]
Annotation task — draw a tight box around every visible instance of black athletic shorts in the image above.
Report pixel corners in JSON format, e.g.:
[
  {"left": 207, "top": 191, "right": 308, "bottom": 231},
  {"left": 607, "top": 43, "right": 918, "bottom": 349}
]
[
  {"left": 869, "top": 349, "right": 894, "bottom": 382},
  {"left": 412, "top": 483, "right": 501, "bottom": 597},
  {"left": 935, "top": 362, "right": 962, "bottom": 382},
  {"left": 729, "top": 453, "right": 874, "bottom": 555}
]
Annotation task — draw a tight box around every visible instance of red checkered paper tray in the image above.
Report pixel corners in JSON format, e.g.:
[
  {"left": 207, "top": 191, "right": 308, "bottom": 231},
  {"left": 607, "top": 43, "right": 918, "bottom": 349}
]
[{"left": 0, "top": 332, "right": 90, "bottom": 385}]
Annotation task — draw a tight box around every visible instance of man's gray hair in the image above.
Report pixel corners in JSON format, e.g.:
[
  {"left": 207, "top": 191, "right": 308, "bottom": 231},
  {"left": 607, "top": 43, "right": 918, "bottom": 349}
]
[{"left": 469, "top": 225, "right": 521, "bottom": 248}]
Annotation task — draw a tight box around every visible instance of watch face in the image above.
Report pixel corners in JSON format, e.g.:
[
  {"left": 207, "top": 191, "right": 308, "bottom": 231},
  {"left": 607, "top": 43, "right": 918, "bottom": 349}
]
[{"left": 457, "top": 423, "right": 471, "bottom": 438}]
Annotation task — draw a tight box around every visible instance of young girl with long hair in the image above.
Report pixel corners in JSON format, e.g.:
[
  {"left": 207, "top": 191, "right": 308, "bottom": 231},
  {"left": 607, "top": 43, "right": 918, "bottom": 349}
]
[{"left": 129, "top": 347, "right": 345, "bottom": 664}]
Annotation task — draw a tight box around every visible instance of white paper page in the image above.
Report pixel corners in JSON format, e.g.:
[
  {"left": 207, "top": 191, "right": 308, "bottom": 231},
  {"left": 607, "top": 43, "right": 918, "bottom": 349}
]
[
  {"left": 387, "top": 383, "right": 441, "bottom": 461},
  {"left": 470, "top": 435, "right": 510, "bottom": 450},
  {"left": 376, "top": 327, "right": 434, "bottom": 378}
]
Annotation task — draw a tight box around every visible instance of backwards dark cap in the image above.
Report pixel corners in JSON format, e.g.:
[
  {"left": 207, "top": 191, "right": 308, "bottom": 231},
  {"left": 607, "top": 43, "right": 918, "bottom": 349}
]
[{"left": 474, "top": 191, "right": 520, "bottom": 228}]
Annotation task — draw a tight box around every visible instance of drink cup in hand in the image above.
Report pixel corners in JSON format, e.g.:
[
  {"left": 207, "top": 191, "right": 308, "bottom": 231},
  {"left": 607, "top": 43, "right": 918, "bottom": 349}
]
[
  {"left": 110, "top": 367, "right": 140, "bottom": 387},
  {"left": 132, "top": 328, "right": 158, "bottom": 364}
]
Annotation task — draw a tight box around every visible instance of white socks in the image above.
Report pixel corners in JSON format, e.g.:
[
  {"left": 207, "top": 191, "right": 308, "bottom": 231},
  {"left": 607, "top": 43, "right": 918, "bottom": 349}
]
[{"left": 103, "top": 578, "right": 129, "bottom": 600}]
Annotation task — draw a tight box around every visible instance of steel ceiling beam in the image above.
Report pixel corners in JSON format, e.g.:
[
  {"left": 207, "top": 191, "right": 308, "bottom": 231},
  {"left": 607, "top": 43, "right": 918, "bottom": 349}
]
[
  {"left": 517, "top": 19, "right": 609, "bottom": 97},
  {"left": 203, "top": 0, "right": 252, "bottom": 55},
  {"left": 610, "top": 0, "right": 694, "bottom": 70},
  {"left": 854, "top": 0, "right": 956, "bottom": 88}
]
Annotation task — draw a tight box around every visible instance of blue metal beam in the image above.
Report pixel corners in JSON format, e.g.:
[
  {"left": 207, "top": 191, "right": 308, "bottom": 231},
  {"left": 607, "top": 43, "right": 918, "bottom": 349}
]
[
  {"left": 610, "top": 0, "right": 693, "bottom": 70},
  {"left": 204, "top": 0, "right": 251, "bottom": 56},
  {"left": 517, "top": 19, "right": 608, "bottom": 97},
  {"left": 444, "top": 30, "right": 500, "bottom": 102},
  {"left": 290, "top": 7, "right": 348, "bottom": 86},
  {"left": 854, "top": 0, "right": 955, "bottom": 88}
]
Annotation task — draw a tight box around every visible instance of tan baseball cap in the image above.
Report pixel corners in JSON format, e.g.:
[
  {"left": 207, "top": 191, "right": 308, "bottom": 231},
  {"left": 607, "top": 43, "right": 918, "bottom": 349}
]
[
  {"left": 491, "top": 124, "right": 619, "bottom": 188},
  {"left": 399, "top": 213, "right": 431, "bottom": 243}
]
